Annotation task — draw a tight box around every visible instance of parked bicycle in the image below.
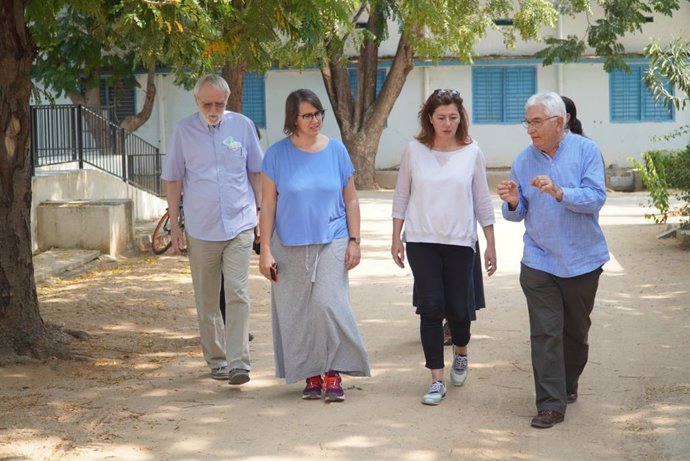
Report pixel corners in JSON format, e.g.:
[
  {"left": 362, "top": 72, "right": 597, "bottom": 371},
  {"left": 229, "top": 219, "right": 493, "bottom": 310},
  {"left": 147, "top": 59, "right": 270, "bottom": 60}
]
[{"left": 151, "top": 201, "right": 185, "bottom": 255}]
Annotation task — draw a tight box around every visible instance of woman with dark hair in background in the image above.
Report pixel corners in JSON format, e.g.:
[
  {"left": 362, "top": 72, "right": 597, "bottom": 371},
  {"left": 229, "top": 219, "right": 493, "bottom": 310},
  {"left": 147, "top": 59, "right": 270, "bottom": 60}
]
[{"left": 562, "top": 96, "right": 584, "bottom": 136}]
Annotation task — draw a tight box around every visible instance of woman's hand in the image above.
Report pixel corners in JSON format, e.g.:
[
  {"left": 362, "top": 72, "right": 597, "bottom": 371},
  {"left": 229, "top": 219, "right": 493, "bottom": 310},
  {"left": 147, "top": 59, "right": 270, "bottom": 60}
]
[
  {"left": 259, "top": 251, "right": 276, "bottom": 282},
  {"left": 391, "top": 237, "right": 405, "bottom": 269},
  {"left": 484, "top": 245, "right": 497, "bottom": 277},
  {"left": 345, "top": 241, "right": 361, "bottom": 270}
]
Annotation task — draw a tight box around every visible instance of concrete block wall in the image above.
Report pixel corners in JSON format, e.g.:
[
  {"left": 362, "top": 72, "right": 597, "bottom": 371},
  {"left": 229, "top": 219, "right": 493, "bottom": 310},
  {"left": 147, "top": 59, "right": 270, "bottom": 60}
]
[
  {"left": 31, "top": 167, "right": 167, "bottom": 254},
  {"left": 37, "top": 199, "right": 134, "bottom": 256}
]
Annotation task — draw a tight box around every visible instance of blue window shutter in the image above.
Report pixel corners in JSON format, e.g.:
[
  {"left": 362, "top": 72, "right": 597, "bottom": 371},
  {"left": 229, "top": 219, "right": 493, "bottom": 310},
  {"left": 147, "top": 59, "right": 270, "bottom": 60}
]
[
  {"left": 610, "top": 65, "right": 673, "bottom": 122},
  {"left": 641, "top": 70, "right": 674, "bottom": 121},
  {"left": 610, "top": 68, "right": 641, "bottom": 121},
  {"left": 99, "top": 78, "right": 135, "bottom": 124},
  {"left": 242, "top": 73, "right": 266, "bottom": 128},
  {"left": 376, "top": 68, "right": 386, "bottom": 95},
  {"left": 349, "top": 68, "right": 385, "bottom": 97},
  {"left": 504, "top": 67, "right": 536, "bottom": 123},
  {"left": 349, "top": 69, "right": 358, "bottom": 97},
  {"left": 473, "top": 66, "right": 535, "bottom": 124},
  {"left": 473, "top": 67, "right": 504, "bottom": 123}
]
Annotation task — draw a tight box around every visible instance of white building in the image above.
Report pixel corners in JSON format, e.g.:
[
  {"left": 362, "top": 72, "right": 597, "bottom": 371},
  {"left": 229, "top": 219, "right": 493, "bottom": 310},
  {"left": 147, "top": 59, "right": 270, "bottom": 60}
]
[{"left": 49, "top": 5, "right": 690, "bottom": 172}]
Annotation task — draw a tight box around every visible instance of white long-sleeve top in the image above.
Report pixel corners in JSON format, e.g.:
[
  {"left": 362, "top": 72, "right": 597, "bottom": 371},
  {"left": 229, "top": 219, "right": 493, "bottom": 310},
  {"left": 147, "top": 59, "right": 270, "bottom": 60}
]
[{"left": 392, "top": 139, "right": 495, "bottom": 248}]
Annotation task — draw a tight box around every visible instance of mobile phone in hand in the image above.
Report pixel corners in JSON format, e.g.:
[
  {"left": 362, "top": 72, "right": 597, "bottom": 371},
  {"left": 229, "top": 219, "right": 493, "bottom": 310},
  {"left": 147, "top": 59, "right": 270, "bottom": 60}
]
[{"left": 270, "top": 263, "right": 278, "bottom": 282}]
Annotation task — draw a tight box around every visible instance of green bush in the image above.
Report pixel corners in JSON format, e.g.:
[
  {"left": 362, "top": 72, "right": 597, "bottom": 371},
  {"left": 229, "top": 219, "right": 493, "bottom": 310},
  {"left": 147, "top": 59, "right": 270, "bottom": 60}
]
[{"left": 629, "top": 143, "right": 690, "bottom": 226}]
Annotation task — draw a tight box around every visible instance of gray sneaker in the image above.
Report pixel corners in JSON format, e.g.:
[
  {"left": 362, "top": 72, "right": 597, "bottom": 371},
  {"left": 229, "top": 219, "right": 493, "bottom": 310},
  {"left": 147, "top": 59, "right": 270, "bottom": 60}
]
[
  {"left": 450, "top": 354, "right": 468, "bottom": 386},
  {"left": 211, "top": 366, "right": 229, "bottom": 380},
  {"left": 421, "top": 380, "right": 446, "bottom": 405},
  {"left": 228, "top": 368, "right": 250, "bottom": 385}
]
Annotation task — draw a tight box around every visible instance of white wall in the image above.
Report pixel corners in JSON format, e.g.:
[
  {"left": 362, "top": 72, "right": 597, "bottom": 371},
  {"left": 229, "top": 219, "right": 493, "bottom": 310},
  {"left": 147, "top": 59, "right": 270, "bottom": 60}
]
[
  {"left": 40, "top": 8, "right": 686, "bottom": 179},
  {"left": 129, "top": 59, "right": 689, "bottom": 173}
]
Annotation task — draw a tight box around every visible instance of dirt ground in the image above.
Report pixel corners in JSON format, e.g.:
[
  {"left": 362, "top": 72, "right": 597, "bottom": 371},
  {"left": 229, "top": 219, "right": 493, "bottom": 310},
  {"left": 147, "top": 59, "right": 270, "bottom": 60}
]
[{"left": 1, "top": 190, "right": 689, "bottom": 461}]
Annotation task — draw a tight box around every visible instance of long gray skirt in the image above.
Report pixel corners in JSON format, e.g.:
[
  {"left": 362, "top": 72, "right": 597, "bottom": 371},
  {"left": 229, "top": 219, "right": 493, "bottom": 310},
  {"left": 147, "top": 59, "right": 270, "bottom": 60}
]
[{"left": 270, "top": 236, "right": 371, "bottom": 384}]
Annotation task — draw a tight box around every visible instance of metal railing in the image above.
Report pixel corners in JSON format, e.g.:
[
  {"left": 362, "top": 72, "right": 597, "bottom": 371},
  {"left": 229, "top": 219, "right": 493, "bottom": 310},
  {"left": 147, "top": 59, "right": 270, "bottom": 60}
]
[{"left": 30, "top": 104, "right": 163, "bottom": 197}]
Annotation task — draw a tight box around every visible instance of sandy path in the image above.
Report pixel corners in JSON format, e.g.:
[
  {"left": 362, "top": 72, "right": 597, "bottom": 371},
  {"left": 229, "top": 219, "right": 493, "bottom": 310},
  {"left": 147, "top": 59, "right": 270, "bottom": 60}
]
[{"left": 1, "top": 190, "right": 688, "bottom": 461}]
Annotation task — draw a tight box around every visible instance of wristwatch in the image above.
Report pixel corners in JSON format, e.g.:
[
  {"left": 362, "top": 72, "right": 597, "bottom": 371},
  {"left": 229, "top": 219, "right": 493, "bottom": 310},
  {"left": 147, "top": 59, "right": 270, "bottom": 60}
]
[{"left": 349, "top": 236, "right": 361, "bottom": 244}]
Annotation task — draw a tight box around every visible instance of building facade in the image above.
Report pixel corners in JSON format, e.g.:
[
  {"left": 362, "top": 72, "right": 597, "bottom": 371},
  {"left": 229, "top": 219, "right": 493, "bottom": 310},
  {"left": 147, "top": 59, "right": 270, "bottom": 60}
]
[{"left": 68, "top": 5, "right": 690, "bottom": 172}]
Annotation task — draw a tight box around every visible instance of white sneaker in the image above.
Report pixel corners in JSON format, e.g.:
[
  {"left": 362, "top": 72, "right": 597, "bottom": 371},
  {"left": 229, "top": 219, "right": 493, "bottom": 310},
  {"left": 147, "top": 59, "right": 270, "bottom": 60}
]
[
  {"left": 421, "top": 380, "right": 446, "bottom": 405},
  {"left": 450, "top": 354, "right": 468, "bottom": 386}
]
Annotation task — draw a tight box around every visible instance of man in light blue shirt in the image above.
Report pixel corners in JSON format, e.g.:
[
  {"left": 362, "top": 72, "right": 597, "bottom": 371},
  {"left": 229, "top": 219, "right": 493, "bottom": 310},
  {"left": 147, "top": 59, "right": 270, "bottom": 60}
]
[
  {"left": 161, "top": 74, "right": 263, "bottom": 385},
  {"left": 497, "top": 92, "right": 609, "bottom": 429}
]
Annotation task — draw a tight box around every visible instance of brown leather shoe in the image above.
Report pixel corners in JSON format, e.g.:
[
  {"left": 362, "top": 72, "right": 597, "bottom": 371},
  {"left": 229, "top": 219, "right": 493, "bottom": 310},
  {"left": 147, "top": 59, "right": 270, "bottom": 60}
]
[
  {"left": 531, "top": 410, "right": 565, "bottom": 429},
  {"left": 567, "top": 383, "right": 578, "bottom": 404}
]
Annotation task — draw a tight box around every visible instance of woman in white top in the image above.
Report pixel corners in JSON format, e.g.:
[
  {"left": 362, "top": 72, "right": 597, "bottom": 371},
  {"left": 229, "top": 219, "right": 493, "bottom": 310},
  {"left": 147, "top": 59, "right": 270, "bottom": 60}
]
[{"left": 391, "top": 89, "right": 497, "bottom": 405}]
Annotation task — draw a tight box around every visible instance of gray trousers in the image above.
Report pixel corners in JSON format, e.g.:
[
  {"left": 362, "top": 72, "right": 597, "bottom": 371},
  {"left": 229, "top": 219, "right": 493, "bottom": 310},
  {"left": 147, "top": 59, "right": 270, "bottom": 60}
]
[
  {"left": 186, "top": 230, "right": 254, "bottom": 371},
  {"left": 519, "top": 264, "right": 603, "bottom": 414}
]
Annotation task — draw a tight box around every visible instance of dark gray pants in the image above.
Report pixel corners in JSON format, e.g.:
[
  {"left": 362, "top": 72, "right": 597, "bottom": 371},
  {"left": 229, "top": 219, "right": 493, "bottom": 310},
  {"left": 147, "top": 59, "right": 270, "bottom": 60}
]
[{"left": 519, "top": 264, "right": 603, "bottom": 413}]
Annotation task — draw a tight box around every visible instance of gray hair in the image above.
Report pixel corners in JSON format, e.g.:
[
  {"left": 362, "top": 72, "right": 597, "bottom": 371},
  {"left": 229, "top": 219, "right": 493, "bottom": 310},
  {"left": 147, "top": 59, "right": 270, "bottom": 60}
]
[
  {"left": 525, "top": 91, "right": 566, "bottom": 119},
  {"left": 193, "top": 74, "right": 231, "bottom": 98}
]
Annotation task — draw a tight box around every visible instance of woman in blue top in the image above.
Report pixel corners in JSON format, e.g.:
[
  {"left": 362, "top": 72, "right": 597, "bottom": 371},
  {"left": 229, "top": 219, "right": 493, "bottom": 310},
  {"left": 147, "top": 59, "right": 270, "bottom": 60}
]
[{"left": 259, "top": 89, "right": 370, "bottom": 402}]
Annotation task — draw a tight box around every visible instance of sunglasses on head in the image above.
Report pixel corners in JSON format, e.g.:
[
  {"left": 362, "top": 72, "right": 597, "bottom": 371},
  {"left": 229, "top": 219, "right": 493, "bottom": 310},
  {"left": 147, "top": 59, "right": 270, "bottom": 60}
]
[{"left": 432, "top": 89, "right": 461, "bottom": 98}]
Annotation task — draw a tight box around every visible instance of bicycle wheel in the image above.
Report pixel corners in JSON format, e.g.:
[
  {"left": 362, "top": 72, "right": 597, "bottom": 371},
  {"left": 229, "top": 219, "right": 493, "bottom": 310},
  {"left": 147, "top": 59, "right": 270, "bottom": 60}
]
[{"left": 151, "top": 211, "right": 173, "bottom": 255}]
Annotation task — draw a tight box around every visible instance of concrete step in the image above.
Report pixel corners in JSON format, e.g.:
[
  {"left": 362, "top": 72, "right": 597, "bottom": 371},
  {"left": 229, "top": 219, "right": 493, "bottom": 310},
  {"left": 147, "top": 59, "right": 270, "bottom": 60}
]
[
  {"left": 33, "top": 249, "right": 101, "bottom": 283},
  {"left": 134, "top": 219, "right": 160, "bottom": 254}
]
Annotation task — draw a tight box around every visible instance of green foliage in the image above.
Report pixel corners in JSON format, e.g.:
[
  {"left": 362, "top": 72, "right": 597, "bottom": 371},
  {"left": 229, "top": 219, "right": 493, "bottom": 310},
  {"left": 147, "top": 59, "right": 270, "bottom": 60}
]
[
  {"left": 536, "top": 0, "right": 682, "bottom": 72},
  {"left": 32, "top": 7, "right": 134, "bottom": 97},
  {"left": 391, "top": 0, "right": 556, "bottom": 62},
  {"left": 638, "top": 36, "right": 690, "bottom": 228},
  {"left": 651, "top": 125, "right": 690, "bottom": 143},
  {"left": 31, "top": 0, "right": 213, "bottom": 102},
  {"left": 644, "top": 38, "right": 690, "bottom": 112},
  {"left": 630, "top": 147, "right": 690, "bottom": 226},
  {"left": 630, "top": 151, "right": 670, "bottom": 223},
  {"left": 535, "top": 35, "right": 586, "bottom": 66}
]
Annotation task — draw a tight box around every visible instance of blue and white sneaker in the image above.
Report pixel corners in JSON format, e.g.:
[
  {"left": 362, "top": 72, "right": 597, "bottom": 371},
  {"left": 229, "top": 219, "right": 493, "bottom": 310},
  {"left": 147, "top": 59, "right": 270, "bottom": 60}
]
[
  {"left": 450, "top": 354, "right": 468, "bottom": 386},
  {"left": 421, "top": 380, "right": 446, "bottom": 405}
]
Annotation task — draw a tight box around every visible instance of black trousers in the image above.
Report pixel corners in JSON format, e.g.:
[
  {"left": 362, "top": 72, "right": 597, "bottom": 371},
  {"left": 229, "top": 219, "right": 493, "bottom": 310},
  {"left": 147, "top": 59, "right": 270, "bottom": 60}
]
[
  {"left": 520, "top": 264, "right": 603, "bottom": 413},
  {"left": 407, "top": 242, "right": 475, "bottom": 370}
]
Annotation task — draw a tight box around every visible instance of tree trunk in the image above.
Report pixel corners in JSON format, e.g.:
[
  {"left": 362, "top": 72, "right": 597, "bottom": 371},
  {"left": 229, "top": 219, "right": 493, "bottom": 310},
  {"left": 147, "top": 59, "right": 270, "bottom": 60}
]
[
  {"left": 67, "top": 85, "right": 101, "bottom": 109},
  {"left": 321, "top": 10, "right": 415, "bottom": 190},
  {"left": 120, "top": 64, "right": 157, "bottom": 133},
  {"left": 223, "top": 61, "right": 246, "bottom": 113},
  {"left": 0, "top": 0, "right": 67, "bottom": 363}
]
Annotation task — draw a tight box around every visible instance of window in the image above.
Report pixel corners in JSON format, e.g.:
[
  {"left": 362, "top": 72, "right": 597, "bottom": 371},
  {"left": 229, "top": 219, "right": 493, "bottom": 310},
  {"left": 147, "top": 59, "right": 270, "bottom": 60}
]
[
  {"left": 349, "top": 68, "right": 387, "bottom": 126},
  {"left": 348, "top": 68, "right": 386, "bottom": 98},
  {"left": 242, "top": 72, "right": 266, "bottom": 128},
  {"left": 472, "top": 66, "right": 536, "bottom": 124},
  {"left": 609, "top": 65, "right": 673, "bottom": 122},
  {"left": 100, "top": 79, "right": 135, "bottom": 124}
]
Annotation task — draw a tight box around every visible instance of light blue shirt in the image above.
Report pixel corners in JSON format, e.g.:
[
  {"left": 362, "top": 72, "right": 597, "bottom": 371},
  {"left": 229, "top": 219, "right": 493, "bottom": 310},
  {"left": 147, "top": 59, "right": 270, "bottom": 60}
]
[
  {"left": 262, "top": 137, "right": 353, "bottom": 246},
  {"left": 502, "top": 132, "right": 609, "bottom": 277},
  {"left": 161, "top": 111, "right": 263, "bottom": 241}
]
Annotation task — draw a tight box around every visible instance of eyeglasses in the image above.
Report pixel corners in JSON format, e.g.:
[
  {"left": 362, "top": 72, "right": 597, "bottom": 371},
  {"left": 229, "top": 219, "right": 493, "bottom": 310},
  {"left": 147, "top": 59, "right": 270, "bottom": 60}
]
[
  {"left": 522, "top": 116, "right": 558, "bottom": 129},
  {"left": 298, "top": 110, "right": 326, "bottom": 121},
  {"left": 199, "top": 101, "right": 227, "bottom": 110},
  {"left": 432, "top": 89, "right": 461, "bottom": 98}
]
